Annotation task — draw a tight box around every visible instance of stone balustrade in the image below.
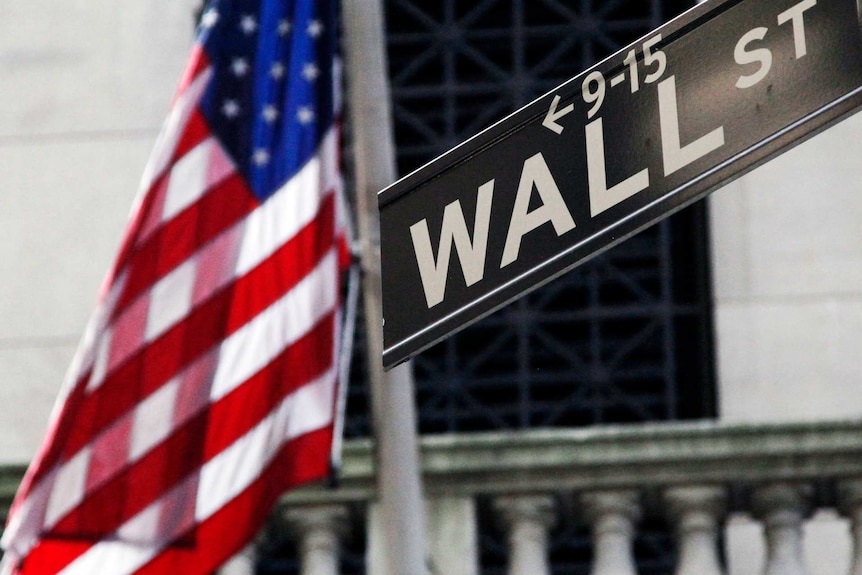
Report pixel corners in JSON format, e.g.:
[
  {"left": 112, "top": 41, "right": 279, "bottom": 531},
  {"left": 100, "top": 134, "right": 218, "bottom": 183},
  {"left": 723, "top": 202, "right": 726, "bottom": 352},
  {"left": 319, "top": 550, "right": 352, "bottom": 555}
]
[
  {"left": 278, "top": 419, "right": 862, "bottom": 575},
  {"left": 4, "top": 420, "right": 862, "bottom": 574}
]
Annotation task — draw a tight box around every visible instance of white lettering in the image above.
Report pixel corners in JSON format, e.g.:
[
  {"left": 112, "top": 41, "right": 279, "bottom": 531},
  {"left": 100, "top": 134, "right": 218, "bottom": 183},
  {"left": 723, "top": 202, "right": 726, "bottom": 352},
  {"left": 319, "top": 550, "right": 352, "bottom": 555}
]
[
  {"left": 735, "top": 27, "right": 772, "bottom": 89},
  {"left": 586, "top": 117, "right": 650, "bottom": 217},
  {"left": 501, "top": 153, "right": 575, "bottom": 267},
  {"left": 543, "top": 95, "right": 574, "bottom": 134},
  {"left": 778, "top": 0, "right": 817, "bottom": 59},
  {"left": 410, "top": 180, "right": 495, "bottom": 308},
  {"left": 658, "top": 75, "right": 725, "bottom": 176}
]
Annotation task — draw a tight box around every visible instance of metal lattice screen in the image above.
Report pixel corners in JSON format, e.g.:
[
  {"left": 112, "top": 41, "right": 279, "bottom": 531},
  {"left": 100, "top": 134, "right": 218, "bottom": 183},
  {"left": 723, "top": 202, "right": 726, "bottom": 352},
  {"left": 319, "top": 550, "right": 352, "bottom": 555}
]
[
  {"left": 263, "top": 1, "right": 714, "bottom": 573},
  {"left": 338, "top": 2, "right": 712, "bottom": 575},
  {"left": 343, "top": 0, "right": 714, "bottom": 438}
]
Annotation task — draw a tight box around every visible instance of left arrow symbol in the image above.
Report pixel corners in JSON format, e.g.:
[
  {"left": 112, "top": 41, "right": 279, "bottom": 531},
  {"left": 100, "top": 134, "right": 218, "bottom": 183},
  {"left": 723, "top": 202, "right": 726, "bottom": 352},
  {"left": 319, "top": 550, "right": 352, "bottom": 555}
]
[{"left": 542, "top": 94, "right": 574, "bottom": 134}]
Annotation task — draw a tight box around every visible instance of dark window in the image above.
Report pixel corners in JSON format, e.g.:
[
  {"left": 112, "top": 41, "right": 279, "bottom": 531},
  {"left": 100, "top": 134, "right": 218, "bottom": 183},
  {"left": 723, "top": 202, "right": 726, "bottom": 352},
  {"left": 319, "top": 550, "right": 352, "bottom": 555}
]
[
  {"left": 264, "top": 0, "right": 714, "bottom": 573},
  {"left": 346, "top": 0, "right": 715, "bottom": 436},
  {"left": 351, "top": 2, "right": 711, "bottom": 574}
]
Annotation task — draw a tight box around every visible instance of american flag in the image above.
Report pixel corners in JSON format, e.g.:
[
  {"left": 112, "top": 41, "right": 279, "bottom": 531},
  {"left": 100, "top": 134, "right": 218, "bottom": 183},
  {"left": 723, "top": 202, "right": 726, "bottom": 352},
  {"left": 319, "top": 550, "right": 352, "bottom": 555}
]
[{"left": 1, "top": 0, "right": 348, "bottom": 573}]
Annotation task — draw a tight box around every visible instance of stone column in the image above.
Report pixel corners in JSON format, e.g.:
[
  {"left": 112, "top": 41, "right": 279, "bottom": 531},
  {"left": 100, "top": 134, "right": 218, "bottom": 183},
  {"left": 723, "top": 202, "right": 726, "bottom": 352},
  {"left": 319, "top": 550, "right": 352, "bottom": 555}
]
[
  {"left": 839, "top": 479, "right": 862, "bottom": 575},
  {"left": 752, "top": 483, "right": 810, "bottom": 575},
  {"left": 284, "top": 504, "right": 350, "bottom": 575},
  {"left": 664, "top": 485, "right": 726, "bottom": 575},
  {"left": 494, "top": 494, "right": 556, "bottom": 575},
  {"left": 427, "top": 496, "right": 479, "bottom": 575},
  {"left": 581, "top": 490, "right": 640, "bottom": 575}
]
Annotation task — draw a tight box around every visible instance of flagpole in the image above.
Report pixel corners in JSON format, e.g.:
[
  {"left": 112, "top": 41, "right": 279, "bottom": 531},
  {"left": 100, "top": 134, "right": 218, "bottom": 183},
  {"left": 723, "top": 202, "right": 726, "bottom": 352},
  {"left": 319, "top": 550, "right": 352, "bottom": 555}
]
[
  {"left": 330, "top": 261, "right": 360, "bottom": 478},
  {"left": 342, "top": 1, "right": 430, "bottom": 574}
]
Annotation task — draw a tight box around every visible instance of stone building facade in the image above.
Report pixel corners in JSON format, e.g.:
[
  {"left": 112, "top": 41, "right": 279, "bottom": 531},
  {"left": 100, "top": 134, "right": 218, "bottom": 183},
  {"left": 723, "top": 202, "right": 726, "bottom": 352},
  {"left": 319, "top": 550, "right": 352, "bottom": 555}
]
[{"left": 1, "top": 1, "right": 861, "bottom": 574}]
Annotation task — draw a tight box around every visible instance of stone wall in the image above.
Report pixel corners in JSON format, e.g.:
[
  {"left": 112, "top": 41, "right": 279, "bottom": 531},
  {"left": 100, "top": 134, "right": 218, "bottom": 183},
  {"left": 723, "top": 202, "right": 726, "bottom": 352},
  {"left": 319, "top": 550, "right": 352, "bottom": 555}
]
[
  {"left": 711, "top": 106, "right": 862, "bottom": 575},
  {"left": 712, "top": 112, "right": 862, "bottom": 424},
  {"left": 0, "top": 0, "right": 196, "bottom": 463}
]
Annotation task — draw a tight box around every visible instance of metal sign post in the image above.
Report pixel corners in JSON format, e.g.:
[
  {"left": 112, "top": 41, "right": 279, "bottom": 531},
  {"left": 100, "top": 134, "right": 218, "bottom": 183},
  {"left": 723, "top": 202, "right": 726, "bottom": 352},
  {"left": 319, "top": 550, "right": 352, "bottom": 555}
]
[
  {"left": 344, "top": 0, "right": 429, "bottom": 572},
  {"left": 379, "top": 0, "right": 862, "bottom": 369}
]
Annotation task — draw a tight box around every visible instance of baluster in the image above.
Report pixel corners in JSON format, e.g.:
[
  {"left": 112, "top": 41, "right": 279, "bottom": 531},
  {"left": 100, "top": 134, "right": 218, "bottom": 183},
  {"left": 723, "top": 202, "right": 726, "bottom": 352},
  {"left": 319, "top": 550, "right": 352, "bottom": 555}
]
[
  {"left": 427, "top": 495, "right": 479, "bottom": 575},
  {"left": 752, "top": 483, "right": 810, "bottom": 575},
  {"left": 581, "top": 490, "right": 640, "bottom": 575},
  {"left": 664, "top": 485, "right": 726, "bottom": 575},
  {"left": 839, "top": 479, "right": 862, "bottom": 575},
  {"left": 494, "top": 494, "right": 556, "bottom": 575},
  {"left": 284, "top": 504, "right": 349, "bottom": 575}
]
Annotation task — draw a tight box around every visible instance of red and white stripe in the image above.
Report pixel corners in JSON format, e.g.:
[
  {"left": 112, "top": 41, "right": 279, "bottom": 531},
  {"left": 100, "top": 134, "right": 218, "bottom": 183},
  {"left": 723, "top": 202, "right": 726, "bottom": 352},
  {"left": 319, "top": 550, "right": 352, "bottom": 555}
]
[{"left": 1, "top": 46, "right": 345, "bottom": 575}]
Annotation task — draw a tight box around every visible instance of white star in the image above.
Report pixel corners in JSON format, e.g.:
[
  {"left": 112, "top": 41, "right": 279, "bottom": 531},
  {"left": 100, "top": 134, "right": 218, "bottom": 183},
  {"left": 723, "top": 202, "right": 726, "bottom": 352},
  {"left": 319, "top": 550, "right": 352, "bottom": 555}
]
[
  {"left": 270, "top": 62, "right": 286, "bottom": 80},
  {"left": 222, "top": 99, "right": 241, "bottom": 119},
  {"left": 231, "top": 57, "right": 250, "bottom": 77},
  {"left": 297, "top": 106, "right": 315, "bottom": 124},
  {"left": 307, "top": 20, "right": 324, "bottom": 38},
  {"left": 200, "top": 9, "right": 219, "bottom": 29},
  {"left": 252, "top": 148, "right": 271, "bottom": 166},
  {"left": 262, "top": 105, "right": 279, "bottom": 123},
  {"left": 301, "top": 62, "right": 320, "bottom": 82},
  {"left": 240, "top": 14, "right": 257, "bottom": 35},
  {"left": 278, "top": 19, "right": 292, "bottom": 36}
]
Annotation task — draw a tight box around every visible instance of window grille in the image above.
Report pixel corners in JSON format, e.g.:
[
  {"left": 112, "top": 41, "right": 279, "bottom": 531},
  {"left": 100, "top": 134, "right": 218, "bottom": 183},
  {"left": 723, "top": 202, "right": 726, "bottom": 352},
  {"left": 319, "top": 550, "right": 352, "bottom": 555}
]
[{"left": 259, "top": 0, "right": 713, "bottom": 573}]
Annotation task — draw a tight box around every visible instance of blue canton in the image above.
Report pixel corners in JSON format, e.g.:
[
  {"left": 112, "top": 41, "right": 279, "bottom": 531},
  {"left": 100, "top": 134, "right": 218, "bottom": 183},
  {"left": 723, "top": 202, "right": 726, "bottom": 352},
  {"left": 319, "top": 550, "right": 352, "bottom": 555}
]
[{"left": 197, "top": 0, "right": 337, "bottom": 201}]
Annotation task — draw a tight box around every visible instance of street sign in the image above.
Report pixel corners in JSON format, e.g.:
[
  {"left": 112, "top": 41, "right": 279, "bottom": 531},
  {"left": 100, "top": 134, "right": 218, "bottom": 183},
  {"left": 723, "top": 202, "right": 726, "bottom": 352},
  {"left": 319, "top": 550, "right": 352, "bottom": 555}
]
[{"left": 378, "top": 0, "right": 862, "bottom": 369}]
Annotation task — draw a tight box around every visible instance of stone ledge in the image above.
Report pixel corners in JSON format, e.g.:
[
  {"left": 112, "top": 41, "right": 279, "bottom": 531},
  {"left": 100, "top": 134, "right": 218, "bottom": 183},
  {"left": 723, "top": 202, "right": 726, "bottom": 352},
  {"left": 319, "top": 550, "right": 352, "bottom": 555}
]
[
  {"left": 284, "top": 419, "right": 862, "bottom": 504},
  {"left": 2, "top": 420, "right": 861, "bottom": 508}
]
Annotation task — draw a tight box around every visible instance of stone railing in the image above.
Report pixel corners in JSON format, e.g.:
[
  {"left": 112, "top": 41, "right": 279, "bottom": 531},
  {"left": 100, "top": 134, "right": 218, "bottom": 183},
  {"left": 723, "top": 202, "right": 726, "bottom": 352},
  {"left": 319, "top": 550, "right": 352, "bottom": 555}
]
[
  {"left": 3, "top": 420, "right": 862, "bottom": 574},
  {"left": 279, "top": 419, "right": 862, "bottom": 575}
]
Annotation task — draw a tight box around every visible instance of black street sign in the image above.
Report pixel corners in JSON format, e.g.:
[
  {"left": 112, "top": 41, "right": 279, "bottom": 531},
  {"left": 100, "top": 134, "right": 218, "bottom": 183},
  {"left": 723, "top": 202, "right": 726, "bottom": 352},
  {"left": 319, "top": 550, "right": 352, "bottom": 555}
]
[{"left": 378, "top": 0, "right": 862, "bottom": 369}]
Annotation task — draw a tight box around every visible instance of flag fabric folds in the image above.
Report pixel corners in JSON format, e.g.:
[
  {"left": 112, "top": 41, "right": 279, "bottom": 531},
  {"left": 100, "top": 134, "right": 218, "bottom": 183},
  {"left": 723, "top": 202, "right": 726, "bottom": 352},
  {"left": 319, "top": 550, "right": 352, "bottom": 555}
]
[{"left": 1, "top": 0, "right": 347, "bottom": 572}]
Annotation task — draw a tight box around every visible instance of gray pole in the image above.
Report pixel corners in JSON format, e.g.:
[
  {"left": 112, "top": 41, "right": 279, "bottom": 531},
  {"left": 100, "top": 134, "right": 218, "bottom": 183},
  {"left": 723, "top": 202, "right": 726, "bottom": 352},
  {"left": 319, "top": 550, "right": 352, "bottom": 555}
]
[{"left": 342, "top": 1, "right": 429, "bottom": 574}]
